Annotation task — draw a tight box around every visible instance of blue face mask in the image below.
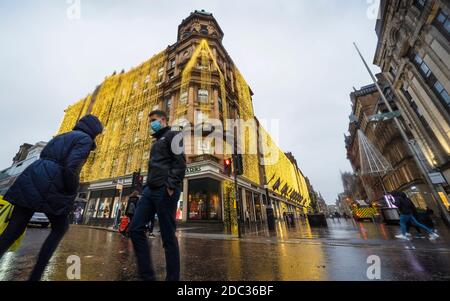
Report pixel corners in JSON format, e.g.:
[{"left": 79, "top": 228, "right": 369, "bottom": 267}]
[{"left": 150, "top": 120, "right": 163, "bottom": 133}]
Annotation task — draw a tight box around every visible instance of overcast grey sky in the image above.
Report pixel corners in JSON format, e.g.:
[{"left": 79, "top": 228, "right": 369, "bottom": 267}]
[{"left": 0, "top": 0, "right": 381, "bottom": 204}]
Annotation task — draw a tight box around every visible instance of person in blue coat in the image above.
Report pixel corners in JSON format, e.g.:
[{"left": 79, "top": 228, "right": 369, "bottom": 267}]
[{"left": 0, "top": 114, "right": 103, "bottom": 281}]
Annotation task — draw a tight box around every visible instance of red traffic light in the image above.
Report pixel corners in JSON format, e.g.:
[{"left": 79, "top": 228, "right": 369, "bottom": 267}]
[{"left": 224, "top": 158, "right": 232, "bottom": 176}]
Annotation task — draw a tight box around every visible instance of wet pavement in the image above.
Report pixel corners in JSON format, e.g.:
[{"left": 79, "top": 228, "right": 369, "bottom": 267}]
[{"left": 1, "top": 218, "right": 450, "bottom": 281}]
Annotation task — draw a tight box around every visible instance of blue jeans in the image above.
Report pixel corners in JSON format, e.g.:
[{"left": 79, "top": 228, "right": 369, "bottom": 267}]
[
  {"left": 400, "top": 214, "right": 433, "bottom": 236},
  {"left": 129, "top": 185, "right": 181, "bottom": 281}
]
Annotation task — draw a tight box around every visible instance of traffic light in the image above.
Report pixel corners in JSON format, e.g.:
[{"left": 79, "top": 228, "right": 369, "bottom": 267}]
[
  {"left": 233, "top": 154, "right": 244, "bottom": 176},
  {"left": 131, "top": 172, "right": 140, "bottom": 188},
  {"left": 132, "top": 171, "right": 144, "bottom": 192},
  {"left": 224, "top": 158, "right": 232, "bottom": 176}
]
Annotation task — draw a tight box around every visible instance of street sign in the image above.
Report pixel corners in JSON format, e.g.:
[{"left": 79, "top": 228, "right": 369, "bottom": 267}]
[
  {"left": 429, "top": 172, "right": 447, "bottom": 185},
  {"left": 368, "top": 111, "right": 401, "bottom": 122}
]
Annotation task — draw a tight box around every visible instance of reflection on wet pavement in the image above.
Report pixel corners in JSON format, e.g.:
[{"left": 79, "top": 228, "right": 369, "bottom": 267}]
[{"left": 1, "top": 219, "right": 449, "bottom": 281}]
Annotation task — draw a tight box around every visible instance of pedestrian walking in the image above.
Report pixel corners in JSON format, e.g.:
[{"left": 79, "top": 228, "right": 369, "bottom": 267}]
[
  {"left": 423, "top": 207, "right": 436, "bottom": 232},
  {"left": 391, "top": 191, "right": 439, "bottom": 241},
  {"left": 74, "top": 207, "right": 82, "bottom": 225},
  {"left": 408, "top": 207, "right": 437, "bottom": 238},
  {"left": 119, "top": 191, "right": 140, "bottom": 236},
  {"left": 113, "top": 208, "right": 122, "bottom": 230},
  {"left": 125, "top": 191, "right": 140, "bottom": 222},
  {"left": 129, "top": 110, "right": 186, "bottom": 281},
  {"left": 0, "top": 114, "right": 103, "bottom": 281},
  {"left": 334, "top": 212, "right": 341, "bottom": 223}
]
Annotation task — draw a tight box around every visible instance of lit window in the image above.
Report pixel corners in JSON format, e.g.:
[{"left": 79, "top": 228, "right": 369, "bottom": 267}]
[
  {"left": 180, "top": 92, "right": 188, "bottom": 103},
  {"left": 198, "top": 89, "right": 209, "bottom": 103},
  {"left": 165, "top": 98, "right": 172, "bottom": 110},
  {"left": 158, "top": 67, "right": 164, "bottom": 77},
  {"left": 195, "top": 110, "right": 209, "bottom": 123}
]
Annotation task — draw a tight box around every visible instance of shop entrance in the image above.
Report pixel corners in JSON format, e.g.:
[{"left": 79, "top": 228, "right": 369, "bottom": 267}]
[{"left": 188, "top": 178, "right": 222, "bottom": 221}]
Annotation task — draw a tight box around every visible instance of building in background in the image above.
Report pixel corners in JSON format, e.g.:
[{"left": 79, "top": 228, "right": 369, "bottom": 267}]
[
  {"left": 0, "top": 141, "right": 47, "bottom": 195},
  {"left": 341, "top": 171, "right": 366, "bottom": 202},
  {"left": 56, "top": 10, "right": 311, "bottom": 228},
  {"left": 336, "top": 193, "right": 353, "bottom": 217},
  {"left": 374, "top": 0, "right": 450, "bottom": 201},
  {"left": 345, "top": 77, "right": 435, "bottom": 210},
  {"left": 326, "top": 205, "right": 337, "bottom": 216},
  {"left": 316, "top": 193, "right": 328, "bottom": 214},
  {"left": 337, "top": 172, "right": 364, "bottom": 217}
]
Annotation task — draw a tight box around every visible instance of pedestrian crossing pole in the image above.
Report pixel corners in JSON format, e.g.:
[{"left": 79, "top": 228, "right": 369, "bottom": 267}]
[
  {"left": 353, "top": 42, "right": 450, "bottom": 225},
  {"left": 233, "top": 155, "right": 242, "bottom": 239},
  {"left": 114, "top": 182, "right": 124, "bottom": 229}
]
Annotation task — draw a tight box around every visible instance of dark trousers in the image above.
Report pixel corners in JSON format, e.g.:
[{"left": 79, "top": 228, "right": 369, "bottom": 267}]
[
  {"left": 129, "top": 185, "right": 180, "bottom": 281},
  {"left": 0, "top": 205, "right": 69, "bottom": 281},
  {"left": 148, "top": 214, "right": 155, "bottom": 234}
]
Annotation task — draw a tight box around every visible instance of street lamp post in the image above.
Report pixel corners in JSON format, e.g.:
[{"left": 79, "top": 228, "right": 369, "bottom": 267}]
[{"left": 232, "top": 154, "right": 242, "bottom": 238}]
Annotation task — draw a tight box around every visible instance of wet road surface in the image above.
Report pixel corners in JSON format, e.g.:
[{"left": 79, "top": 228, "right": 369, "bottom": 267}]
[{"left": 1, "top": 219, "right": 450, "bottom": 281}]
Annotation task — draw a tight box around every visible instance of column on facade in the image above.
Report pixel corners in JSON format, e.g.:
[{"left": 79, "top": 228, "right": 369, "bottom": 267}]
[{"left": 182, "top": 178, "right": 189, "bottom": 222}]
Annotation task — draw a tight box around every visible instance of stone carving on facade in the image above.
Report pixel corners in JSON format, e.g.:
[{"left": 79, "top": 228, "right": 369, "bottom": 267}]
[{"left": 192, "top": 22, "right": 201, "bottom": 33}]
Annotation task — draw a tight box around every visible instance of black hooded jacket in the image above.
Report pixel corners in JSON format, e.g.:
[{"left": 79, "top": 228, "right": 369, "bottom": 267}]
[
  {"left": 146, "top": 127, "right": 186, "bottom": 190},
  {"left": 391, "top": 191, "right": 417, "bottom": 215}
]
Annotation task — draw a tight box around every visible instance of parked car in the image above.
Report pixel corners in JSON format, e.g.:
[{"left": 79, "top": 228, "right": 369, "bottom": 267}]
[{"left": 29, "top": 212, "right": 50, "bottom": 228}]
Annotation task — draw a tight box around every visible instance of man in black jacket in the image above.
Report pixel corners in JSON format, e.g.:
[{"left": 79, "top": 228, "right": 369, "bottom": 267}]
[
  {"left": 129, "top": 110, "right": 186, "bottom": 281},
  {"left": 390, "top": 191, "right": 439, "bottom": 241}
]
